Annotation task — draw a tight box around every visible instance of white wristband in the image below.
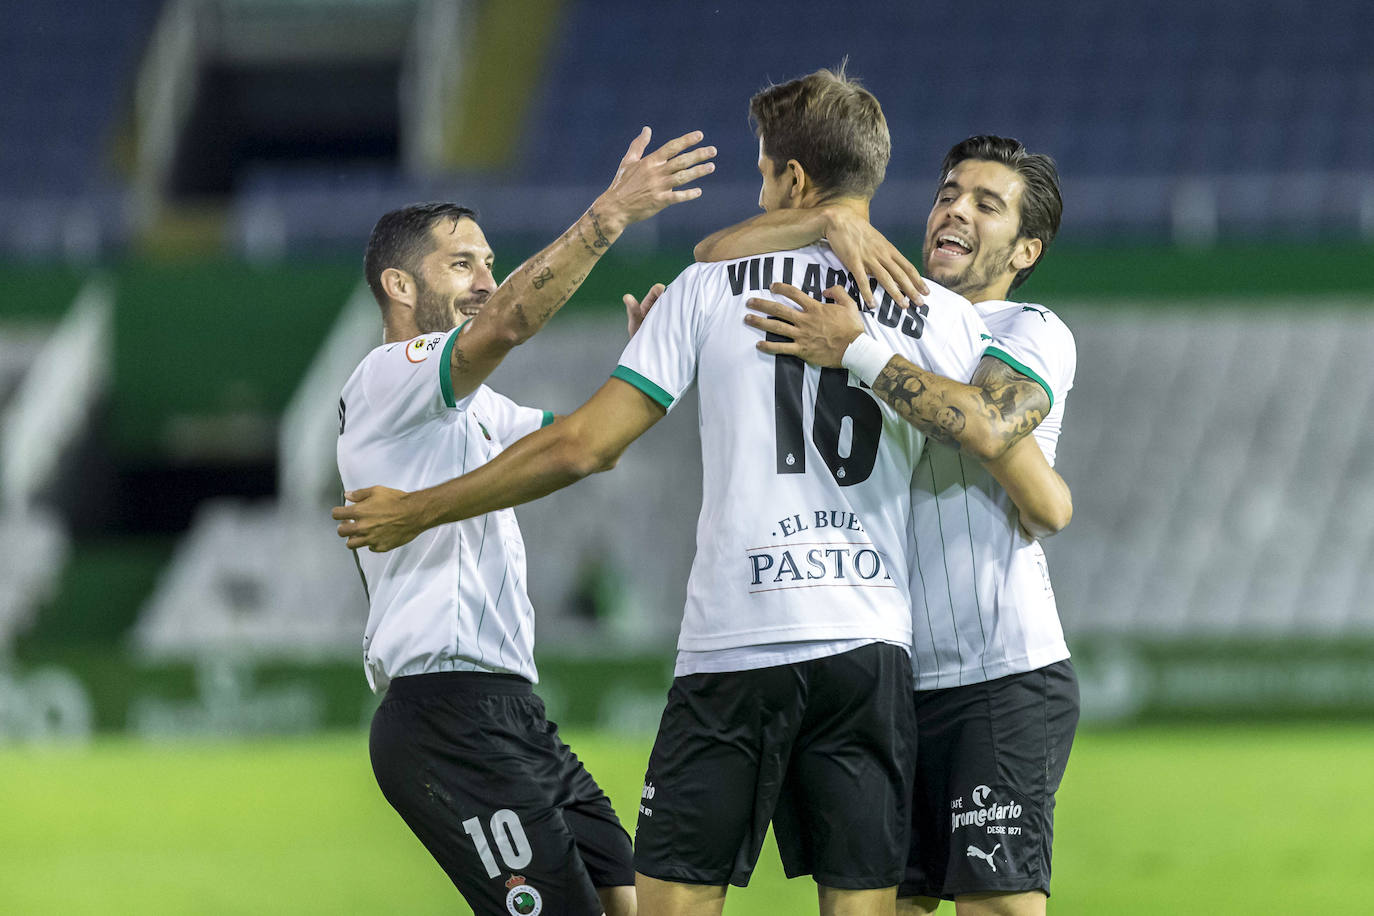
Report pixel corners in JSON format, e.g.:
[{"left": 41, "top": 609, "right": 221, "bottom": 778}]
[{"left": 841, "top": 334, "right": 894, "bottom": 386}]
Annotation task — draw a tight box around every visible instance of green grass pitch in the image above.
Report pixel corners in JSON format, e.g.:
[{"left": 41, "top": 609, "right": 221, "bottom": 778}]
[{"left": 2, "top": 723, "right": 1371, "bottom": 914}]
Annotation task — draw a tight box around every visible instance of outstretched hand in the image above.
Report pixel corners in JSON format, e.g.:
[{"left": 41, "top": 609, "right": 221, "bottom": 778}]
[
  {"left": 623, "top": 283, "right": 666, "bottom": 337},
  {"left": 597, "top": 128, "right": 716, "bottom": 229},
  {"left": 332, "top": 486, "right": 423, "bottom": 553},
  {"left": 825, "top": 209, "right": 928, "bottom": 309},
  {"left": 744, "top": 282, "right": 866, "bottom": 368}
]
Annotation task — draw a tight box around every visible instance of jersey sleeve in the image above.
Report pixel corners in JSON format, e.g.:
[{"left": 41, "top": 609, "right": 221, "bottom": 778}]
[
  {"left": 480, "top": 388, "right": 553, "bottom": 444},
  {"left": 950, "top": 302, "right": 994, "bottom": 383},
  {"left": 610, "top": 263, "right": 707, "bottom": 411},
  {"left": 357, "top": 326, "right": 473, "bottom": 435},
  {"left": 983, "top": 306, "right": 1077, "bottom": 408}
]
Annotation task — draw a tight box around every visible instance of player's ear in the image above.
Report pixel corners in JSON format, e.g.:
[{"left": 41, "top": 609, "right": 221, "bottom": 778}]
[
  {"left": 381, "top": 267, "right": 416, "bottom": 306},
  {"left": 1011, "top": 237, "right": 1042, "bottom": 272},
  {"left": 784, "top": 158, "right": 807, "bottom": 204}
]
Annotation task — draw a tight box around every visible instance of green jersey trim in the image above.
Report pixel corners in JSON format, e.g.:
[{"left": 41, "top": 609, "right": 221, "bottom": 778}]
[
  {"left": 540, "top": 410, "right": 555, "bottom": 428},
  {"left": 611, "top": 365, "right": 674, "bottom": 409},
  {"left": 983, "top": 346, "right": 1053, "bottom": 409},
  {"left": 439, "top": 320, "right": 473, "bottom": 409}
]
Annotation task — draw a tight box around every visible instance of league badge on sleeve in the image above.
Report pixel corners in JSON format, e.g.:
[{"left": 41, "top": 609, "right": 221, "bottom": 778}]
[{"left": 406, "top": 334, "right": 443, "bottom": 363}]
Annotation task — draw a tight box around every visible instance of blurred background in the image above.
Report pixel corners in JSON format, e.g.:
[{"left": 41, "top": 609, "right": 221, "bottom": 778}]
[
  {"left": 3, "top": 1, "right": 1373, "bottom": 911},
  {"left": 2, "top": 0, "right": 1373, "bottom": 790}
]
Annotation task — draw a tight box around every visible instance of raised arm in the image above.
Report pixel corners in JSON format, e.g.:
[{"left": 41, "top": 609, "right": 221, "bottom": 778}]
[
  {"left": 333, "top": 379, "right": 666, "bottom": 552},
  {"left": 981, "top": 434, "right": 1073, "bottom": 539},
  {"left": 746, "top": 283, "right": 1048, "bottom": 461},
  {"left": 694, "top": 205, "right": 925, "bottom": 308},
  {"left": 449, "top": 129, "right": 715, "bottom": 400}
]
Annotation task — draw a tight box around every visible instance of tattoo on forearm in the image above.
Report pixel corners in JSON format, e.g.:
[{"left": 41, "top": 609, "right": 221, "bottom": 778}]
[
  {"left": 512, "top": 302, "right": 532, "bottom": 333},
  {"left": 576, "top": 220, "right": 601, "bottom": 258},
  {"left": 451, "top": 341, "right": 471, "bottom": 375},
  {"left": 556, "top": 269, "right": 592, "bottom": 309},
  {"left": 532, "top": 267, "right": 554, "bottom": 289},
  {"left": 588, "top": 207, "right": 611, "bottom": 250},
  {"left": 873, "top": 357, "right": 1047, "bottom": 453},
  {"left": 874, "top": 365, "right": 960, "bottom": 448}
]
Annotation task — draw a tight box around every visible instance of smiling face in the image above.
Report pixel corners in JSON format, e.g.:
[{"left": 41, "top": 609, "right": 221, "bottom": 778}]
[
  {"left": 410, "top": 216, "right": 497, "bottom": 333},
  {"left": 922, "top": 159, "right": 1041, "bottom": 304}
]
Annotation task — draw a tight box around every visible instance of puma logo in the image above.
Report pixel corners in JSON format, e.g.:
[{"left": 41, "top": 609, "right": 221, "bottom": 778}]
[{"left": 966, "top": 843, "right": 1001, "bottom": 870}]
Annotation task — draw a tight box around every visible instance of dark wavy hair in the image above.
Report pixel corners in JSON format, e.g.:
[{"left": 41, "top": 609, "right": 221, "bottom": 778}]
[
  {"left": 364, "top": 202, "right": 479, "bottom": 305},
  {"left": 939, "top": 136, "right": 1062, "bottom": 290}
]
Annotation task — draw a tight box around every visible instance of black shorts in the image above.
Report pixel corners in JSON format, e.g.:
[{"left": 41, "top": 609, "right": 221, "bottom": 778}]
[
  {"left": 899, "top": 659, "right": 1079, "bottom": 900},
  {"left": 634, "top": 642, "right": 916, "bottom": 890},
  {"left": 370, "top": 672, "right": 634, "bottom": 916}
]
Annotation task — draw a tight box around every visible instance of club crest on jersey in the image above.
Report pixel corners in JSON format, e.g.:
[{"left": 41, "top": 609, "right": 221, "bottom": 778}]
[
  {"left": 504, "top": 876, "right": 542, "bottom": 915},
  {"left": 406, "top": 334, "right": 442, "bottom": 363}
]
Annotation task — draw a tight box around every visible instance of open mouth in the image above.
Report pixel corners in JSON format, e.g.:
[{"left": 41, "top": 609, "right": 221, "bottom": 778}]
[{"left": 933, "top": 233, "right": 973, "bottom": 258}]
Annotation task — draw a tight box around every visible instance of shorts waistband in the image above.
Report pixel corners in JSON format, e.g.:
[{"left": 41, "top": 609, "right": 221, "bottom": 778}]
[{"left": 384, "top": 671, "right": 533, "bottom": 700}]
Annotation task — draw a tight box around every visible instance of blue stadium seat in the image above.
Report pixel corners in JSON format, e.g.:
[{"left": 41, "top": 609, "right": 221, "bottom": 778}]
[
  {"left": 518, "top": 0, "right": 1372, "bottom": 185},
  {"left": 0, "top": 0, "right": 163, "bottom": 197}
]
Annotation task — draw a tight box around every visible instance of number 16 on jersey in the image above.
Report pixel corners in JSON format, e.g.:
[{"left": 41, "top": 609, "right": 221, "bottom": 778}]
[{"left": 770, "top": 335, "right": 882, "bottom": 487}]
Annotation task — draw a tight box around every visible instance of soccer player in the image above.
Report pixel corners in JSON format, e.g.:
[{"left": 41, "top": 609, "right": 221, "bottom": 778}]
[
  {"left": 336, "top": 127, "right": 715, "bottom": 916},
  {"left": 699, "top": 135, "right": 1077, "bottom": 916},
  {"left": 333, "top": 68, "right": 1009, "bottom": 915}
]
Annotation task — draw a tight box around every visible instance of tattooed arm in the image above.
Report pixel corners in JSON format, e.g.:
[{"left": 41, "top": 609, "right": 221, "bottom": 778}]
[
  {"left": 746, "top": 281, "right": 1070, "bottom": 533},
  {"left": 874, "top": 354, "right": 1048, "bottom": 460},
  {"left": 747, "top": 281, "right": 1047, "bottom": 461},
  {"left": 449, "top": 128, "right": 715, "bottom": 401}
]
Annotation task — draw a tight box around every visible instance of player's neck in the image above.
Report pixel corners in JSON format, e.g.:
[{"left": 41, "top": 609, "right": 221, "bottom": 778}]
[
  {"left": 804, "top": 194, "right": 868, "bottom": 221},
  {"left": 383, "top": 315, "right": 420, "bottom": 344},
  {"left": 966, "top": 277, "right": 1015, "bottom": 305}
]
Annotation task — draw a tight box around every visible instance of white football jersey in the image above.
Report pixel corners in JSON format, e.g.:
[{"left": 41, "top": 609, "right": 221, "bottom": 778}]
[
  {"left": 907, "top": 300, "right": 1076, "bottom": 690},
  {"left": 336, "top": 328, "right": 552, "bottom": 692},
  {"left": 615, "top": 244, "right": 988, "bottom": 661}
]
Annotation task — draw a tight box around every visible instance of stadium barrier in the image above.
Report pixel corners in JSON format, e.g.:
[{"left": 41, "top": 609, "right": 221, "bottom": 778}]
[{"left": 6, "top": 637, "right": 1374, "bottom": 745}]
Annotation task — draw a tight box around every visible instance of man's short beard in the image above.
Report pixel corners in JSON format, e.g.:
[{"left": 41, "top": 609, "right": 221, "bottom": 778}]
[
  {"left": 931, "top": 240, "right": 1018, "bottom": 300},
  {"left": 412, "top": 283, "right": 457, "bottom": 334}
]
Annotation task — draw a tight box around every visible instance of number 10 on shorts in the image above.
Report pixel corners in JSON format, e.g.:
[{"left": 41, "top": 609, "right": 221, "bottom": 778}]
[{"left": 462, "top": 809, "right": 533, "bottom": 878}]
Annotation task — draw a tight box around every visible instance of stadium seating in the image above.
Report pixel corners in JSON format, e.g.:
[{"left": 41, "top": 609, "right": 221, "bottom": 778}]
[
  {"left": 520, "top": 0, "right": 1373, "bottom": 185},
  {"left": 3, "top": 0, "right": 1371, "bottom": 255},
  {"left": 223, "top": 0, "right": 1373, "bottom": 251},
  {"left": 0, "top": 0, "right": 162, "bottom": 197}
]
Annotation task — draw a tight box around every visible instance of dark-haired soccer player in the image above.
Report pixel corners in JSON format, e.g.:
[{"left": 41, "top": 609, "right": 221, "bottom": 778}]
[
  {"left": 701, "top": 135, "right": 1077, "bottom": 916},
  {"left": 334, "top": 67, "right": 1011, "bottom": 916},
  {"left": 336, "top": 127, "right": 714, "bottom": 916}
]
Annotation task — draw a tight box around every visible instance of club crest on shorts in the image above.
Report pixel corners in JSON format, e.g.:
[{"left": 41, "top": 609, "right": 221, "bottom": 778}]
[{"left": 504, "top": 875, "right": 542, "bottom": 915}]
